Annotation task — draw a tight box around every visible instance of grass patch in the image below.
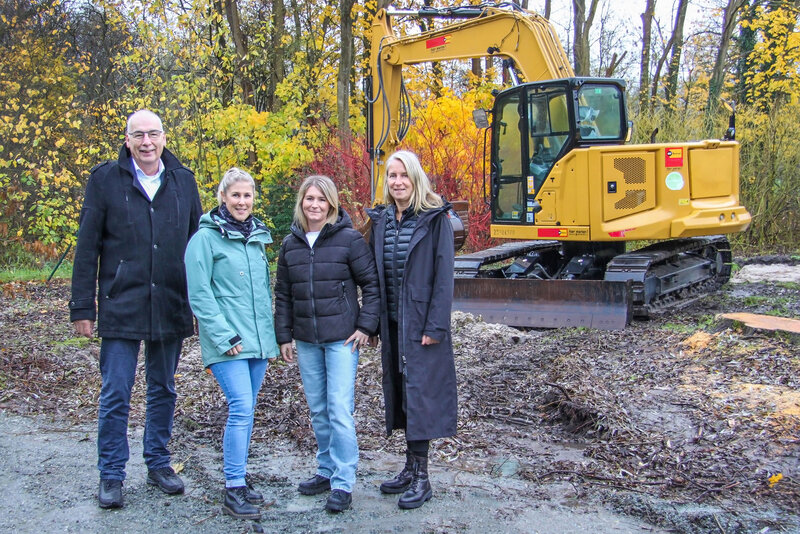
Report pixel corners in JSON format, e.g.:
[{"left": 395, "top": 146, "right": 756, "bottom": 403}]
[
  {"left": 741, "top": 295, "right": 770, "bottom": 307},
  {"left": 0, "top": 261, "right": 72, "bottom": 283},
  {"left": 53, "top": 336, "right": 93, "bottom": 349},
  {"left": 662, "top": 322, "right": 697, "bottom": 333},
  {"left": 776, "top": 281, "right": 800, "bottom": 290}
]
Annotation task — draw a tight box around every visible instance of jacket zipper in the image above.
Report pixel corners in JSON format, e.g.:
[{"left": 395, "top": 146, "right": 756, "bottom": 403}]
[
  {"left": 393, "top": 213, "right": 407, "bottom": 375},
  {"left": 309, "top": 246, "right": 318, "bottom": 343},
  {"left": 244, "top": 238, "right": 263, "bottom": 357}
]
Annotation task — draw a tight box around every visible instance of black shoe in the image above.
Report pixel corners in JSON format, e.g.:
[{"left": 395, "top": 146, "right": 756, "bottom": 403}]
[
  {"left": 398, "top": 455, "right": 432, "bottom": 510},
  {"left": 223, "top": 486, "right": 261, "bottom": 520},
  {"left": 98, "top": 479, "right": 123, "bottom": 509},
  {"left": 245, "top": 473, "right": 264, "bottom": 504},
  {"left": 325, "top": 489, "right": 352, "bottom": 513},
  {"left": 298, "top": 474, "right": 331, "bottom": 495},
  {"left": 147, "top": 466, "right": 185, "bottom": 495},
  {"left": 380, "top": 450, "right": 414, "bottom": 494}
]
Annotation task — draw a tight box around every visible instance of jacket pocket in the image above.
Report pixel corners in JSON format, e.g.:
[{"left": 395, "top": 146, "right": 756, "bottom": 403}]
[
  {"left": 410, "top": 285, "right": 432, "bottom": 303},
  {"left": 340, "top": 281, "right": 353, "bottom": 315},
  {"left": 106, "top": 260, "right": 128, "bottom": 299},
  {"left": 408, "top": 285, "right": 432, "bottom": 340}
]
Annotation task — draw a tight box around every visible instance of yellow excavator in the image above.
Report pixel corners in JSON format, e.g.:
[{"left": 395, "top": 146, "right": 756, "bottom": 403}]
[{"left": 366, "top": 4, "right": 751, "bottom": 329}]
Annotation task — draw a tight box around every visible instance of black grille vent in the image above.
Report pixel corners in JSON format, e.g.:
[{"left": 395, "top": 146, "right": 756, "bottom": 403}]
[{"left": 614, "top": 157, "right": 646, "bottom": 184}]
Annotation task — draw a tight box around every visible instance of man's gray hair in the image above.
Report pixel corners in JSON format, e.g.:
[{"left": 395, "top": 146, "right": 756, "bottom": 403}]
[{"left": 126, "top": 109, "right": 163, "bottom": 133}]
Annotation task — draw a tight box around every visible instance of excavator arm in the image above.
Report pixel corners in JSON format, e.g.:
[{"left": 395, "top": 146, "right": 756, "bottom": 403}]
[{"left": 367, "top": 5, "right": 573, "bottom": 200}]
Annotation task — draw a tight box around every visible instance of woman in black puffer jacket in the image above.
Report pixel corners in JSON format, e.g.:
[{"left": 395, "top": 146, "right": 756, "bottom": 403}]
[{"left": 274, "top": 175, "right": 379, "bottom": 513}]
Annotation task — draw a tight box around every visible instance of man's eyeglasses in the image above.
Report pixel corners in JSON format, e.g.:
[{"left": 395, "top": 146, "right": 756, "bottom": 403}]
[{"left": 128, "top": 130, "right": 163, "bottom": 141}]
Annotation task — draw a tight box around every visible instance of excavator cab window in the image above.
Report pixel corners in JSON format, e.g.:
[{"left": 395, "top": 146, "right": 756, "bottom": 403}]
[
  {"left": 490, "top": 80, "right": 626, "bottom": 225},
  {"left": 528, "top": 87, "right": 570, "bottom": 194},
  {"left": 575, "top": 83, "right": 625, "bottom": 140}
]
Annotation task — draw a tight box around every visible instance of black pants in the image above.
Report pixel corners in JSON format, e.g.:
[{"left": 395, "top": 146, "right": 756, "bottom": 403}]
[{"left": 388, "top": 320, "right": 430, "bottom": 458}]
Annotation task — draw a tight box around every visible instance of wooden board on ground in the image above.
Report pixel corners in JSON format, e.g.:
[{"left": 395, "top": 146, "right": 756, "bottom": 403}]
[{"left": 717, "top": 312, "right": 800, "bottom": 335}]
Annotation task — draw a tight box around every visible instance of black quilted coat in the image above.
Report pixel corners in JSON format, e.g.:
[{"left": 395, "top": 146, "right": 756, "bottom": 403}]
[{"left": 274, "top": 208, "right": 380, "bottom": 345}]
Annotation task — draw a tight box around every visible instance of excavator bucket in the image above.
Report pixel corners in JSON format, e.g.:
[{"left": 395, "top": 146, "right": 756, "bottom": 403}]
[{"left": 452, "top": 278, "right": 632, "bottom": 330}]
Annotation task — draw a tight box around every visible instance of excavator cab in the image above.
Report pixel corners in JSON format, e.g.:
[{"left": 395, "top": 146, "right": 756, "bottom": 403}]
[{"left": 491, "top": 78, "right": 627, "bottom": 224}]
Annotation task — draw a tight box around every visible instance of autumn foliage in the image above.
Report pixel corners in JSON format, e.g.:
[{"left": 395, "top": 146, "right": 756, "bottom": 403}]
[{"left": 2, "top": 0, "right": 800, "bottom": 268}]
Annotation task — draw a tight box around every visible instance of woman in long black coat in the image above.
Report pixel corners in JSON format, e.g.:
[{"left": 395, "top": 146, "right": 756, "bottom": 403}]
[{"left": 366, "top": 150, "right": 457, "bottom": 510}]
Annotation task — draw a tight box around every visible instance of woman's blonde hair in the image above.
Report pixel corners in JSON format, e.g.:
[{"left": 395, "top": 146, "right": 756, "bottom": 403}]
[
  {"left": 217, "top": 167, "right": 256, "bottom": 205},
  {"left": 294, "top": 175, "right": 340, "bottom": 232},
  {"left": 383, "top": 150, "right": 443, "bottom": 213}
]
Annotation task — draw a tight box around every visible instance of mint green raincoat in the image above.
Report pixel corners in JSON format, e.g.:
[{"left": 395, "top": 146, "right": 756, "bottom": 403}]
[{"left": 184, "top": 210, "right": 280, "bottom": 368}]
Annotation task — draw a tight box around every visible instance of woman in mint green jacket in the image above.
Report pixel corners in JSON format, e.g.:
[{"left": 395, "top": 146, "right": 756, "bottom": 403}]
[{"left": 184, "top": 167, "right": 279, "bottom": 521}]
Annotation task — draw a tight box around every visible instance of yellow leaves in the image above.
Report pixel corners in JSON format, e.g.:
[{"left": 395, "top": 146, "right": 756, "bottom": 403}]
[
  {"left": 768, "top": 473, "right": 783, "bottom": 488},
  {"left": 742, "top": 5, "right": 800, "bottom": 107},
  {"left": 55, "top": 138, "right": 66, "bottom": 149}
]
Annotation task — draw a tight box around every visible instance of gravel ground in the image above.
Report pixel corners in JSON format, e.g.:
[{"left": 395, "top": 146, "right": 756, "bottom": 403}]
[{"left": 0, "top": 259, "right": 798, "bottom": 533}]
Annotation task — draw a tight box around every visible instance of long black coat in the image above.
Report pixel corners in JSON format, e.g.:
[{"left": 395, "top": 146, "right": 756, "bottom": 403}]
[
  {"left": 367, "top": 202, "right": 457, "bottom": 441},
  {"left": 69, "top": 145, "right": 202, "bottom": 340},
  {"left": 274, "top": 208, "right": 380, "bottom": 345}
]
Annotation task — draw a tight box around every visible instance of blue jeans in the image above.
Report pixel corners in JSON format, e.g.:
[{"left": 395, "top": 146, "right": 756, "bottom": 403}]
[
  {"left": 97, "top": 337, "right": 182, "bottom": 480},
  {"left": 210, "top": 358, "right": 269, "bottom": 488},
  {"left": 295, "top": 340, "right": 359, "bottom": 492}
]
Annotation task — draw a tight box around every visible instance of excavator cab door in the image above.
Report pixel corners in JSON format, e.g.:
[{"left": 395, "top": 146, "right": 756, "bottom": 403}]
[
  {"left": 489, "top": 78, "right": 628, "bottom": 226},
  {"left": 490, "top": 81, "right": 572, "bottom": 224}
]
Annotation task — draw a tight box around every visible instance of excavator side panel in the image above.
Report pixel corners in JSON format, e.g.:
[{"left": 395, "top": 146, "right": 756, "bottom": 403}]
[{"left": 452, "top": 278, "right": 632, "bottom": 329}]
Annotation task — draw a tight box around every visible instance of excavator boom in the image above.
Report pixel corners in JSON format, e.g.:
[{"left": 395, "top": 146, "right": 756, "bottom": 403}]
[{"left": 368, "top": 5, "right": 572, "bottom": 196}]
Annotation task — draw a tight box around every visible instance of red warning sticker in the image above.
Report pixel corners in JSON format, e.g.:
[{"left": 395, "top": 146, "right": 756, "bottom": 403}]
[
  {"left": 538, "top": 228, "right": 568, "bottom": 238},
  {"left": 665, "top": 147, "right": 684, "bottom": 167},
  {"left": 426, "top": 35, "right": 451, "bottom": 49}
]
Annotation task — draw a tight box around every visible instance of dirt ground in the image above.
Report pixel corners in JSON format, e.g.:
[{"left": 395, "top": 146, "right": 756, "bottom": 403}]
[{"left": 0, "top": 258, "right": 798, "bottom": 533}]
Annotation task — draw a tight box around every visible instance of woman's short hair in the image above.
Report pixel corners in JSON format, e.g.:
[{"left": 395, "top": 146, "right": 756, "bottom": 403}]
[
  {"left": 294, "top": 175, "right": 340, "bottom": 232},
  {"left": 217, "top": 167, "right": 256, "bottom": 205},
  {"left": 383, "top": 150, "right": 443, "bottom": 213}
]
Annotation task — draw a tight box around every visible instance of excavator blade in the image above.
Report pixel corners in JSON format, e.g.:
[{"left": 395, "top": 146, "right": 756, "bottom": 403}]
[{"left": 452, "top": 278, "right": 632, "bottom": 330}]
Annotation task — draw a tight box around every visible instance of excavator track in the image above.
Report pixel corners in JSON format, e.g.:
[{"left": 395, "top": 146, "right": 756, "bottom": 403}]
[
  {"left": 451, "top": 237, "right": 731, "bottom": 329},
  {"left": 605, "top": 235, "right": 732, "bottom": 318},
  {"left": 454, "top": 240, "right": 558, "bottom": 277}
]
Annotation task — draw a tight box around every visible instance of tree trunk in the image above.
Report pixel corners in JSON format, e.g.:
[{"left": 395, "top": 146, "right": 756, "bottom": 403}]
[
  {"left": 663, "top": 0, "right": 688, "bottom": 107},
  {"left": 337, "top": 0, "right": 355, "bottom": 136},
  {"left": 222, "top": 0, "right": 254, "bottom": 106},
  {"left": 471, "top": 59, "right": 482, "bottom": 86},
  {"left": 572, "top": 0, "right": 600, "bottom": 75},
  {"left": 264, "top": 0, "right": 286, "bottom": 112},
  {"left": 211, "top": 0, "right": 233, "bottom": 105},
  {"left": 639, "top": 0, "right": 656, "bottom": 111},
  {"left": 734, "top": 10, "right": 756, "bottom": 104},
  {"left": 706, "top": 0, "right": 746, "bottom": 117},
  {"left": 605, "top": 51, "right": 626, "bottom": 77}
]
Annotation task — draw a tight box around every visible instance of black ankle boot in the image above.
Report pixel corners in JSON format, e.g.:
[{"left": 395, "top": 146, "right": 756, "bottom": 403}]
[
  {"left": 223, "top": 486, "right": 261, "bottom": 520},
  {"left": 245, "top": 473, "right": 264, "bottom": 504},
  {"left": 397, "top": 455, "right": 432, "bottom": 509},
  {"left": 380, "top": 450, "right": 414, "bottom": 494}
]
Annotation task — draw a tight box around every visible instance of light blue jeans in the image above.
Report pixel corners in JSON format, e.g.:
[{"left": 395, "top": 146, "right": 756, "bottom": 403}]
[
  {"left": 210, "top": 358, "right": 269, "bottom": 488},
  {"left": 295, "top": 340, "right": 359, "bottom": 492}
]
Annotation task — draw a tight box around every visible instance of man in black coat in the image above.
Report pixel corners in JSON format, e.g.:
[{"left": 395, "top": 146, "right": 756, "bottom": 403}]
[{"left": 69, "top": 109, "right": 202, "bottom": 509}]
